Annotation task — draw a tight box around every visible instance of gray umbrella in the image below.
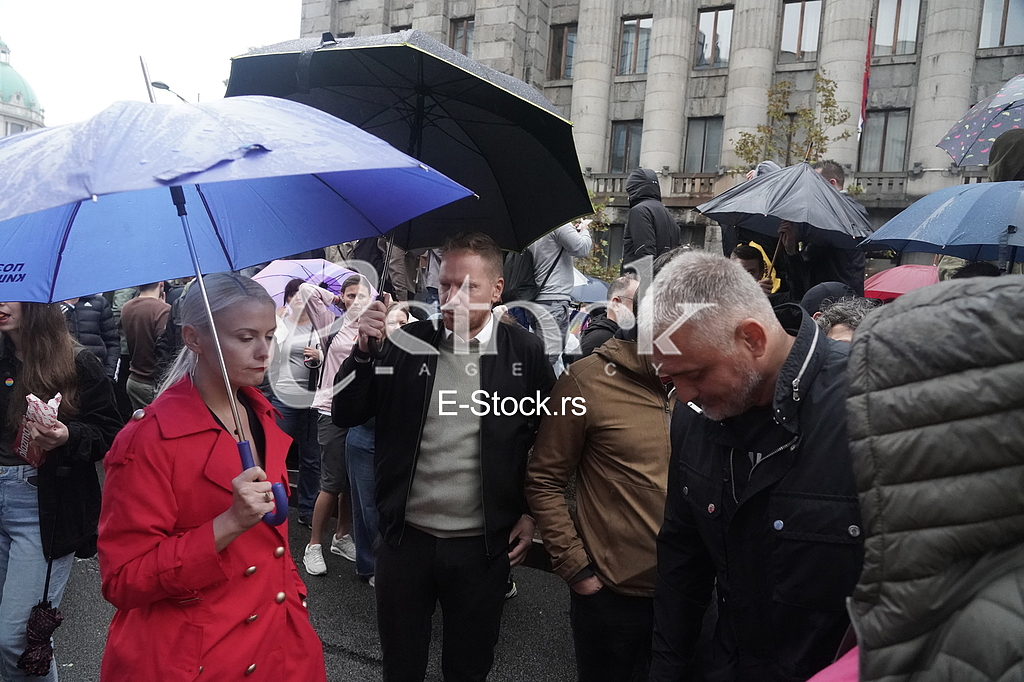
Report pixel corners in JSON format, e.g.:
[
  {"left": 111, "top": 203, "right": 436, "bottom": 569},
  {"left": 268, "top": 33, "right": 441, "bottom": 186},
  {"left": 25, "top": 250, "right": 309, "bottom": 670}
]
[
  {"left": 225, "top": 30, "right": 593, "bottom": 251},
  {"left": 697, "top": 163, "right": 872, "bottom": 250}
]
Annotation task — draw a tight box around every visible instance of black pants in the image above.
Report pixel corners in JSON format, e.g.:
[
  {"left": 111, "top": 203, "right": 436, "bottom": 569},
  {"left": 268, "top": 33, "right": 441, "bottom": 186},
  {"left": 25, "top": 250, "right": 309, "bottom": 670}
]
[
  {"left": 570, "top": 587, "right": 653, "bottom": 682},
  {"left": 375, "top": 525, "right": 509, "bottom": 682}
]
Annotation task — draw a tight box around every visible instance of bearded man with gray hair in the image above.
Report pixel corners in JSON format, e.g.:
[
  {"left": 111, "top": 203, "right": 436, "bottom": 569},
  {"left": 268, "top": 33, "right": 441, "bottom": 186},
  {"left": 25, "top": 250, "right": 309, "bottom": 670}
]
[{"left": 644, "top": 251, "right": 863, "bottom": 682}]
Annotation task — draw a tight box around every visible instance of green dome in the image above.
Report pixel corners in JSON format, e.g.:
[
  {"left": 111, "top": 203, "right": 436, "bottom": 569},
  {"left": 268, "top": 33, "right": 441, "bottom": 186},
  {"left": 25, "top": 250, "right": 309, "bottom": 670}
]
[{"left": 0, "top": 39, "right": 41, "bottom": 114}]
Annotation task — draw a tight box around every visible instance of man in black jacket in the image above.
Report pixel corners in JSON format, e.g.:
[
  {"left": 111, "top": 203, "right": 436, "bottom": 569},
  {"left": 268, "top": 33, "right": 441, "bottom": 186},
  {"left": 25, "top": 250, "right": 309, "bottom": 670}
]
[
  {"left": 333, "top": 232, "right": 555, "bottom": 682},
  {"left": 577, "top": 273, "right": 638, "bottom": 359},
  {"left": 60, "top": 295, "right": 119, "bottom": 380},
  {"left": 621, "top": 168, "right": 680, "bottom": 271},
  {"left": 644, "top": 251, "right": 862, "bottom": 682}
]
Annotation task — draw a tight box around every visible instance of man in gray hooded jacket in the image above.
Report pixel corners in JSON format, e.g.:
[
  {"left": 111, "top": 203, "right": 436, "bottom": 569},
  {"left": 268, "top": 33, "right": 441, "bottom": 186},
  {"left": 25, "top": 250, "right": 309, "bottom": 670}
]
[{"left": 622, "top": 168, "right": 680, "bottom": 270}]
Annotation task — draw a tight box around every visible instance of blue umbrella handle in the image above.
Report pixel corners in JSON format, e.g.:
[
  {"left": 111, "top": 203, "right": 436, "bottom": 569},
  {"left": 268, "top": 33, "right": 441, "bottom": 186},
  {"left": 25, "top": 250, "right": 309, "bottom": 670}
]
[{"left": 237, "top": 440, "right": 289, "bottom": 526}]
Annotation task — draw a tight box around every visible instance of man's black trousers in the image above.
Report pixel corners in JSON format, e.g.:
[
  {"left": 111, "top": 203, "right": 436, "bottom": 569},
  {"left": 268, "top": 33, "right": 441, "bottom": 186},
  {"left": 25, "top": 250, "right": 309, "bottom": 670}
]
[
  {"left": 375, "top": 525, "right": 509, "bottom": 682},
  {"left": 570, "top": 587, "right": 654, "bottom": 682}
]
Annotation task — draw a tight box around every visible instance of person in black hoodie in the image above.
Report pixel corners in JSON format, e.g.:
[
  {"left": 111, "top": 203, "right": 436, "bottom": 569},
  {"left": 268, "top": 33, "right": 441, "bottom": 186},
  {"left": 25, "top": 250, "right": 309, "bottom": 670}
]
[
  {"left": 622, "top": 169, "right": 681, "bottom": 271},
  {"left": 59, "top": 295, "right": 119, "bottom": 381}
]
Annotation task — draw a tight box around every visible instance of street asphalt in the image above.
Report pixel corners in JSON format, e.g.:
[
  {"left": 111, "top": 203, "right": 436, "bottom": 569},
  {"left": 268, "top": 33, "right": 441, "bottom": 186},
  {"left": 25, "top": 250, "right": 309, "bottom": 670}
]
[{"left": 53, "top": 510, "right": 577, "bottom": 681}]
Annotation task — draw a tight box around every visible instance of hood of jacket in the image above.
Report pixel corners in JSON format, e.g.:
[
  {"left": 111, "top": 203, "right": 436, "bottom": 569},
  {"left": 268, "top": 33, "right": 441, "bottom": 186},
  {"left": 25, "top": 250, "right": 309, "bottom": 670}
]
[
  {"left": 626, "top": 168, "right": 662, "bottom": 206},
  {"left": 594, "top": 335, "right": 661, "bottom": 385},
  {"left": 846, "top": 277, "right": 1024, "bottom": 681}
]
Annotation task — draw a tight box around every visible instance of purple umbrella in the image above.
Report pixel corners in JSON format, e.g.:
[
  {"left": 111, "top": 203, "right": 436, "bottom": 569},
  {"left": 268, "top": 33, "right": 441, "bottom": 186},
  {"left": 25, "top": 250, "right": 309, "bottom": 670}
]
[
  {"left": 938, "top": 74, "right": 1024, "bottom": 166},
  {"left": 252, "top": 258, "right": 376, "bottom": 316}
]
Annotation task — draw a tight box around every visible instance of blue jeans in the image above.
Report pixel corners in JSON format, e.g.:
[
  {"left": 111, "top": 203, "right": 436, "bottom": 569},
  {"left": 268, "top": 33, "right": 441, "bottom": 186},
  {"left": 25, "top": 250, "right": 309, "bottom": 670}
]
[
  {"left": 345, "top": 422, "right": 378, "bottom": 578},
  {"left": 270, "top": 398, "right": 321, "bottom": 518},
  {"left": 0, "top": 465, "right": 74, "bottom": 682}
]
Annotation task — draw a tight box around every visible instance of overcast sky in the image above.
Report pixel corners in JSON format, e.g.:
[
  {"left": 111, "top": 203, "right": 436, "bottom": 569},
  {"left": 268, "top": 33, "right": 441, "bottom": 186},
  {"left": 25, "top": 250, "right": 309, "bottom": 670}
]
[{"left": 1, "top": 0, "right": 301, "bottom": 126}]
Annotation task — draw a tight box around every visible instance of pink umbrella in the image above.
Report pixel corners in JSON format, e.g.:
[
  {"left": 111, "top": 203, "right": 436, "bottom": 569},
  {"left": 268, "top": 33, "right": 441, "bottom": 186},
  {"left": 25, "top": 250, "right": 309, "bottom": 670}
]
[{"left": 864, "top": 264, "right": 939, "bottom": 301}]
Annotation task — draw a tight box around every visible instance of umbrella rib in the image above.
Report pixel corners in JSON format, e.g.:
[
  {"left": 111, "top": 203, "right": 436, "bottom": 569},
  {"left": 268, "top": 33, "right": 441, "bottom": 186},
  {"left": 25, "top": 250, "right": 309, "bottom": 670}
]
[
  {"left": 310, "top": 173, "right": 388, "bottom": 237},
  {"left": 46, "top": 202, "right": 82, "bottom": 303},
  {"left": 195, "top": 184, "right": 241, "bottom": 267}
]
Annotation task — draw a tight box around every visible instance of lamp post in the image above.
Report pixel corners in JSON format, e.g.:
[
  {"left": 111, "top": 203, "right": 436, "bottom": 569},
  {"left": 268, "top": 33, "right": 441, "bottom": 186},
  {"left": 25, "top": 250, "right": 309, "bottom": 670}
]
[{"left": 150, "top": 81, "right": 190, "bottom": 104}]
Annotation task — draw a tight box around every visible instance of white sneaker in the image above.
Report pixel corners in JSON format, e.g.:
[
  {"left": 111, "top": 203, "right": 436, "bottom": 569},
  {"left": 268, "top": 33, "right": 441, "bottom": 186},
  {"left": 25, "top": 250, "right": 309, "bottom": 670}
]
[
  {"left": 303, "top": 544, "right": 327, "bottom": 576},
  {"left": 368, "top": 575, "right": 375, "bottom": 588},
  {"left": 330, "top": 533, "right": 356, "bottom": 561}
]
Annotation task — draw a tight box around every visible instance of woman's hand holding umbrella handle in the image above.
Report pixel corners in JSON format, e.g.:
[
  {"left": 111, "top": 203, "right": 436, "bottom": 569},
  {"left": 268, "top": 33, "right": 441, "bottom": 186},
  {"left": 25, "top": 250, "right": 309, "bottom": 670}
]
[{"left": 213, "top": 467, "right": 275, "bottom": 552}]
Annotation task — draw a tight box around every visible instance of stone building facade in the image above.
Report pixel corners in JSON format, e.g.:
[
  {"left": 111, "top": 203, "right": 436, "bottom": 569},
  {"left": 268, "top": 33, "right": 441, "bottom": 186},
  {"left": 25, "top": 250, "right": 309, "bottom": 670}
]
[
  {"left": 301, "top": 0, "right": 1024, "bottom": 261},
  {"left": 0, "top": 38, "right": 43, "bottom": 138}
]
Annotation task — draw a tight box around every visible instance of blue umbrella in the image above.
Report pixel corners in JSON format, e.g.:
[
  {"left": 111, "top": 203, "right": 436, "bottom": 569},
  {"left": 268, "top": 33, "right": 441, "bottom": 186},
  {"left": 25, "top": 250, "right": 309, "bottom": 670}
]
[
  {"left": 0, "top": 96, "right": 471, "bottom": 302},
  {"left": 0, "top": 96, "right": 471, "bottom": 525},
  {"left": 571, "top": 268, "right": 609, "bottom": 303},
  {"left": 861, "top": 181, "right": 1024, "bottom": 265}
]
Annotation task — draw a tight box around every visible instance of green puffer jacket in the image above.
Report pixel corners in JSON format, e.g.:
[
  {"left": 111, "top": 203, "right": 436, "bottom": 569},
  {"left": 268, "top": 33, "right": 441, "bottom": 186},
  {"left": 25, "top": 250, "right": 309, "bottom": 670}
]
[{"left": 845, "top": 276, "right": 1024, "bottom": 682}]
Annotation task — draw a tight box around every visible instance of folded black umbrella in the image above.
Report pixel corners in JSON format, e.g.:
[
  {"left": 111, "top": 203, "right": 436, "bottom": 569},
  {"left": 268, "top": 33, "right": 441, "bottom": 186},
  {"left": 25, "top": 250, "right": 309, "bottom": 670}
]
[
  {"left": 226, "top": 30, "right": 593, "bottom": 251},
  {"left": 17, "top": 599, "right": 63, "bottom": 676}
]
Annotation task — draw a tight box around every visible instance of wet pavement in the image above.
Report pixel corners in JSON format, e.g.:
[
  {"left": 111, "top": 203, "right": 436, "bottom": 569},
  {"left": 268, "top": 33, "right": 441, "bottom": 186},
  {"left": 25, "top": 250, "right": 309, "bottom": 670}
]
[{"left": 53, "top": 511, "right": 576, "bottom": 681}]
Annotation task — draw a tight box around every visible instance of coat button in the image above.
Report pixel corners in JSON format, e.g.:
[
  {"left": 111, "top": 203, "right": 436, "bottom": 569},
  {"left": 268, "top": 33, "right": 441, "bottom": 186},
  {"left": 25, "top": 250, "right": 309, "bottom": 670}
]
[
  {"left": 275, "top": 591, "right": 286, "bottom": 604},
  {"left": 274, "top": 546, "right": 285, "bottom": 558},
  {"left": 682, "top": 486, "right": 689, "bottom": 496},
  {"left": 131, "top": 409, "right": 145, "bottom": 421},
  {"left": 245, "top": 663, "right": 257, "bottom": 675},
  {"left": 244, "top": 566, "right": 257, "bottom": 576},
  {"left": 246, "top": 614, "right": 258, "bottom": 623},
  {"left": 707, "top": 503, "right": 715, "bottom": 514},
  {"left": 773, "top": 520, "right": 784, "bottom": 531},
  {"left": 848, "top": 524, "right": 861, "bottom": 538},
  {"left": 198, "top": 666, "right": 203, "bottom": 674}
]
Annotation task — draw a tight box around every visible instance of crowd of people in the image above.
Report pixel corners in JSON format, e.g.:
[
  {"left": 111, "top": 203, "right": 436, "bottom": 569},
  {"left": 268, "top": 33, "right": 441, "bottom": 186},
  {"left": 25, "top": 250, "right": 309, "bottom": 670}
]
[{"left": 0, "top": 138, "right": 1021, "bottom": 682}]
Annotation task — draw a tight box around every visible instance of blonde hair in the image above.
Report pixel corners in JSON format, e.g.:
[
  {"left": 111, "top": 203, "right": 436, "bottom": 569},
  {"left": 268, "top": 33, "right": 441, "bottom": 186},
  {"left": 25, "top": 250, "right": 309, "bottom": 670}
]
[{"left": 158, "top": 272, "right": 274, "bottom": 394}]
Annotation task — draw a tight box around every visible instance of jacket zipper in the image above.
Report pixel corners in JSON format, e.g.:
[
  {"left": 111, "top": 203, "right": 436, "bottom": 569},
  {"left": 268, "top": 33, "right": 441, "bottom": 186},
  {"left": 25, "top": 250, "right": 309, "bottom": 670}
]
[
  {"left": 400, "top": 356, "right": 434, "bottom": 547},
  {"left": 791, "top": 325, "right": 820, "bottom": 403},
  {"left": 731, "top": 435, "right": 801, "bottom": 504}
]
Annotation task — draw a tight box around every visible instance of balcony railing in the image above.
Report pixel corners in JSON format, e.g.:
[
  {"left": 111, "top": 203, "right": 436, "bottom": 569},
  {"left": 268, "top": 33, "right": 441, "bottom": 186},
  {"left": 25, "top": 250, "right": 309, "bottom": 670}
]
[
  {"left": 671, "top": 173, "right": 716, "bottom": 201},
  {"left": 591, "top": 173, "right": 628, "bottom": 195},
  {"left": 853, "top": 172, "right": 907, "bottom": 197}
]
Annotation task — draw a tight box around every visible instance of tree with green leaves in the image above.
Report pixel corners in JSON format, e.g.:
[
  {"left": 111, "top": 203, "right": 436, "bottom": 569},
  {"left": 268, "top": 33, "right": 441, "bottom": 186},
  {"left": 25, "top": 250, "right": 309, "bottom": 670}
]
[{"left": 732, "top": 72, "right": 853, "bottom": 169}]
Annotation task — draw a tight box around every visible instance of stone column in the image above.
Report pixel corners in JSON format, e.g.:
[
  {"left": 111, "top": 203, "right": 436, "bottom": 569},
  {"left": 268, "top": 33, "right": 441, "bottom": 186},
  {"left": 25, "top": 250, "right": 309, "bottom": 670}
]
[
  {"left": 355, "top": 0, "right": 393, "bottom": 36},
  {"left": 639, "top": 0, "right": 696, "bottom": 172},
  {"left": 720, "top": 0, "right": 781, "bottom": 168},
  {"left": 570, "top": 0, "right": 618, "bottom": 173},
  {"left": 816, "top": 0, "right": 871, "bottom": 170},
  {"left": 474, "top": 0, "right": 529, "bottom": 78},
  {"left": 412, "top": 0, "right": 450, "bottom": 43},
  {"left": 300, "top": 0, "right": 335, "bottom": 37},
  {"left": 908, "top": 0, "right": 982, "bottom": 194}
]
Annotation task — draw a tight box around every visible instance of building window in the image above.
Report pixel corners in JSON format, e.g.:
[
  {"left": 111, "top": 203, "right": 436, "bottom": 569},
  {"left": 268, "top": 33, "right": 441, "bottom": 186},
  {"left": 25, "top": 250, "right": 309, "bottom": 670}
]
[
  {"left": 684, "top": 117, "right": 724, "bottom": 173},
  {"left": 979, "top": 0, "right": 1024, "bottom": 48},
  {"left": 391, "top": 25, "right": 412, "bottom": 33},
  {"left": 859, "top": 110, "right": 910, "bottom": 172},
  {"left": 338, "top": 32, "right": 355, "bottom": 38},
  {"left": 5, "top": 122, "right": 25, "bottom": 137},
  {"left": 549, "top": 24, "right": 578, "bottom": 79},
  {"left": 874, "top": 0, "right": 920, "bottom": 55},
  {"left": 696, "top": 8, "right": 733, "bottom": 69},
  {"left": 619, "top": 17, "right": 653, "bottom": 75},
  {"left": 779, "top": 0, "right": 821, "bottom": 63},
  {"left": 450, "top": 17, "right": 474, "bottom": 56},
  {"left": 610, "top": 120, "right": 643, "bottom": 173}
]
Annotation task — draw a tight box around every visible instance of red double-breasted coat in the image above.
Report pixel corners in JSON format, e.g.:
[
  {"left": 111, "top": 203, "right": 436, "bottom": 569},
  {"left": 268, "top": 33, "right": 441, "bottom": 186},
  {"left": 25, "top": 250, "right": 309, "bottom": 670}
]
[{"left": 98, "top": 378, "right": 326, "bottom": 682}]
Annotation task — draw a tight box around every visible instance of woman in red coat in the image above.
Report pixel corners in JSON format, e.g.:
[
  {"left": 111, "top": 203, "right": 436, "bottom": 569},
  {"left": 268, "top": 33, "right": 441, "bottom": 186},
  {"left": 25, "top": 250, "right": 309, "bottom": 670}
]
[{"left": 98, "top": 273, "right": 326, "bottom": 682}]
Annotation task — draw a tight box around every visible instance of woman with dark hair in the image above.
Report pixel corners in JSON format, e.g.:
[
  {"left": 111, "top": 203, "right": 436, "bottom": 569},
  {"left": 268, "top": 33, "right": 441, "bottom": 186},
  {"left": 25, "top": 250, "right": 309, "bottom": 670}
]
[
  {"left": 97, "top": 273, "right": 326, "bottom": 682},
  {"left": 0, "top": 301, "right": 121, "bottom": 682}
]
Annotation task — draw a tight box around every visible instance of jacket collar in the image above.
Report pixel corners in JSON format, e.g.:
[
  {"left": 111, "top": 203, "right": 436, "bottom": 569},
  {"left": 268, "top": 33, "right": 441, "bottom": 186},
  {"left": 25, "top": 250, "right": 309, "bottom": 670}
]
[
  {"left": 153, "top": 376, "right": 279, "bottom": 440},
  {"left": 770, "top": 304, "right": 825, "bottom": 434}
]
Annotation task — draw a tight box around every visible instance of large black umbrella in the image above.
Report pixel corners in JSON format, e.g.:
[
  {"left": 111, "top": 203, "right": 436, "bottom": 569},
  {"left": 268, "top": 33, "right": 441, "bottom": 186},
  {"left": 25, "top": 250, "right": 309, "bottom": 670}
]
[
  {"left": 697, "top": 162, "right": 872, "bottom": 250},
  {"left": 225, "top": 30, "right": 593, "bottom": 251}
]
